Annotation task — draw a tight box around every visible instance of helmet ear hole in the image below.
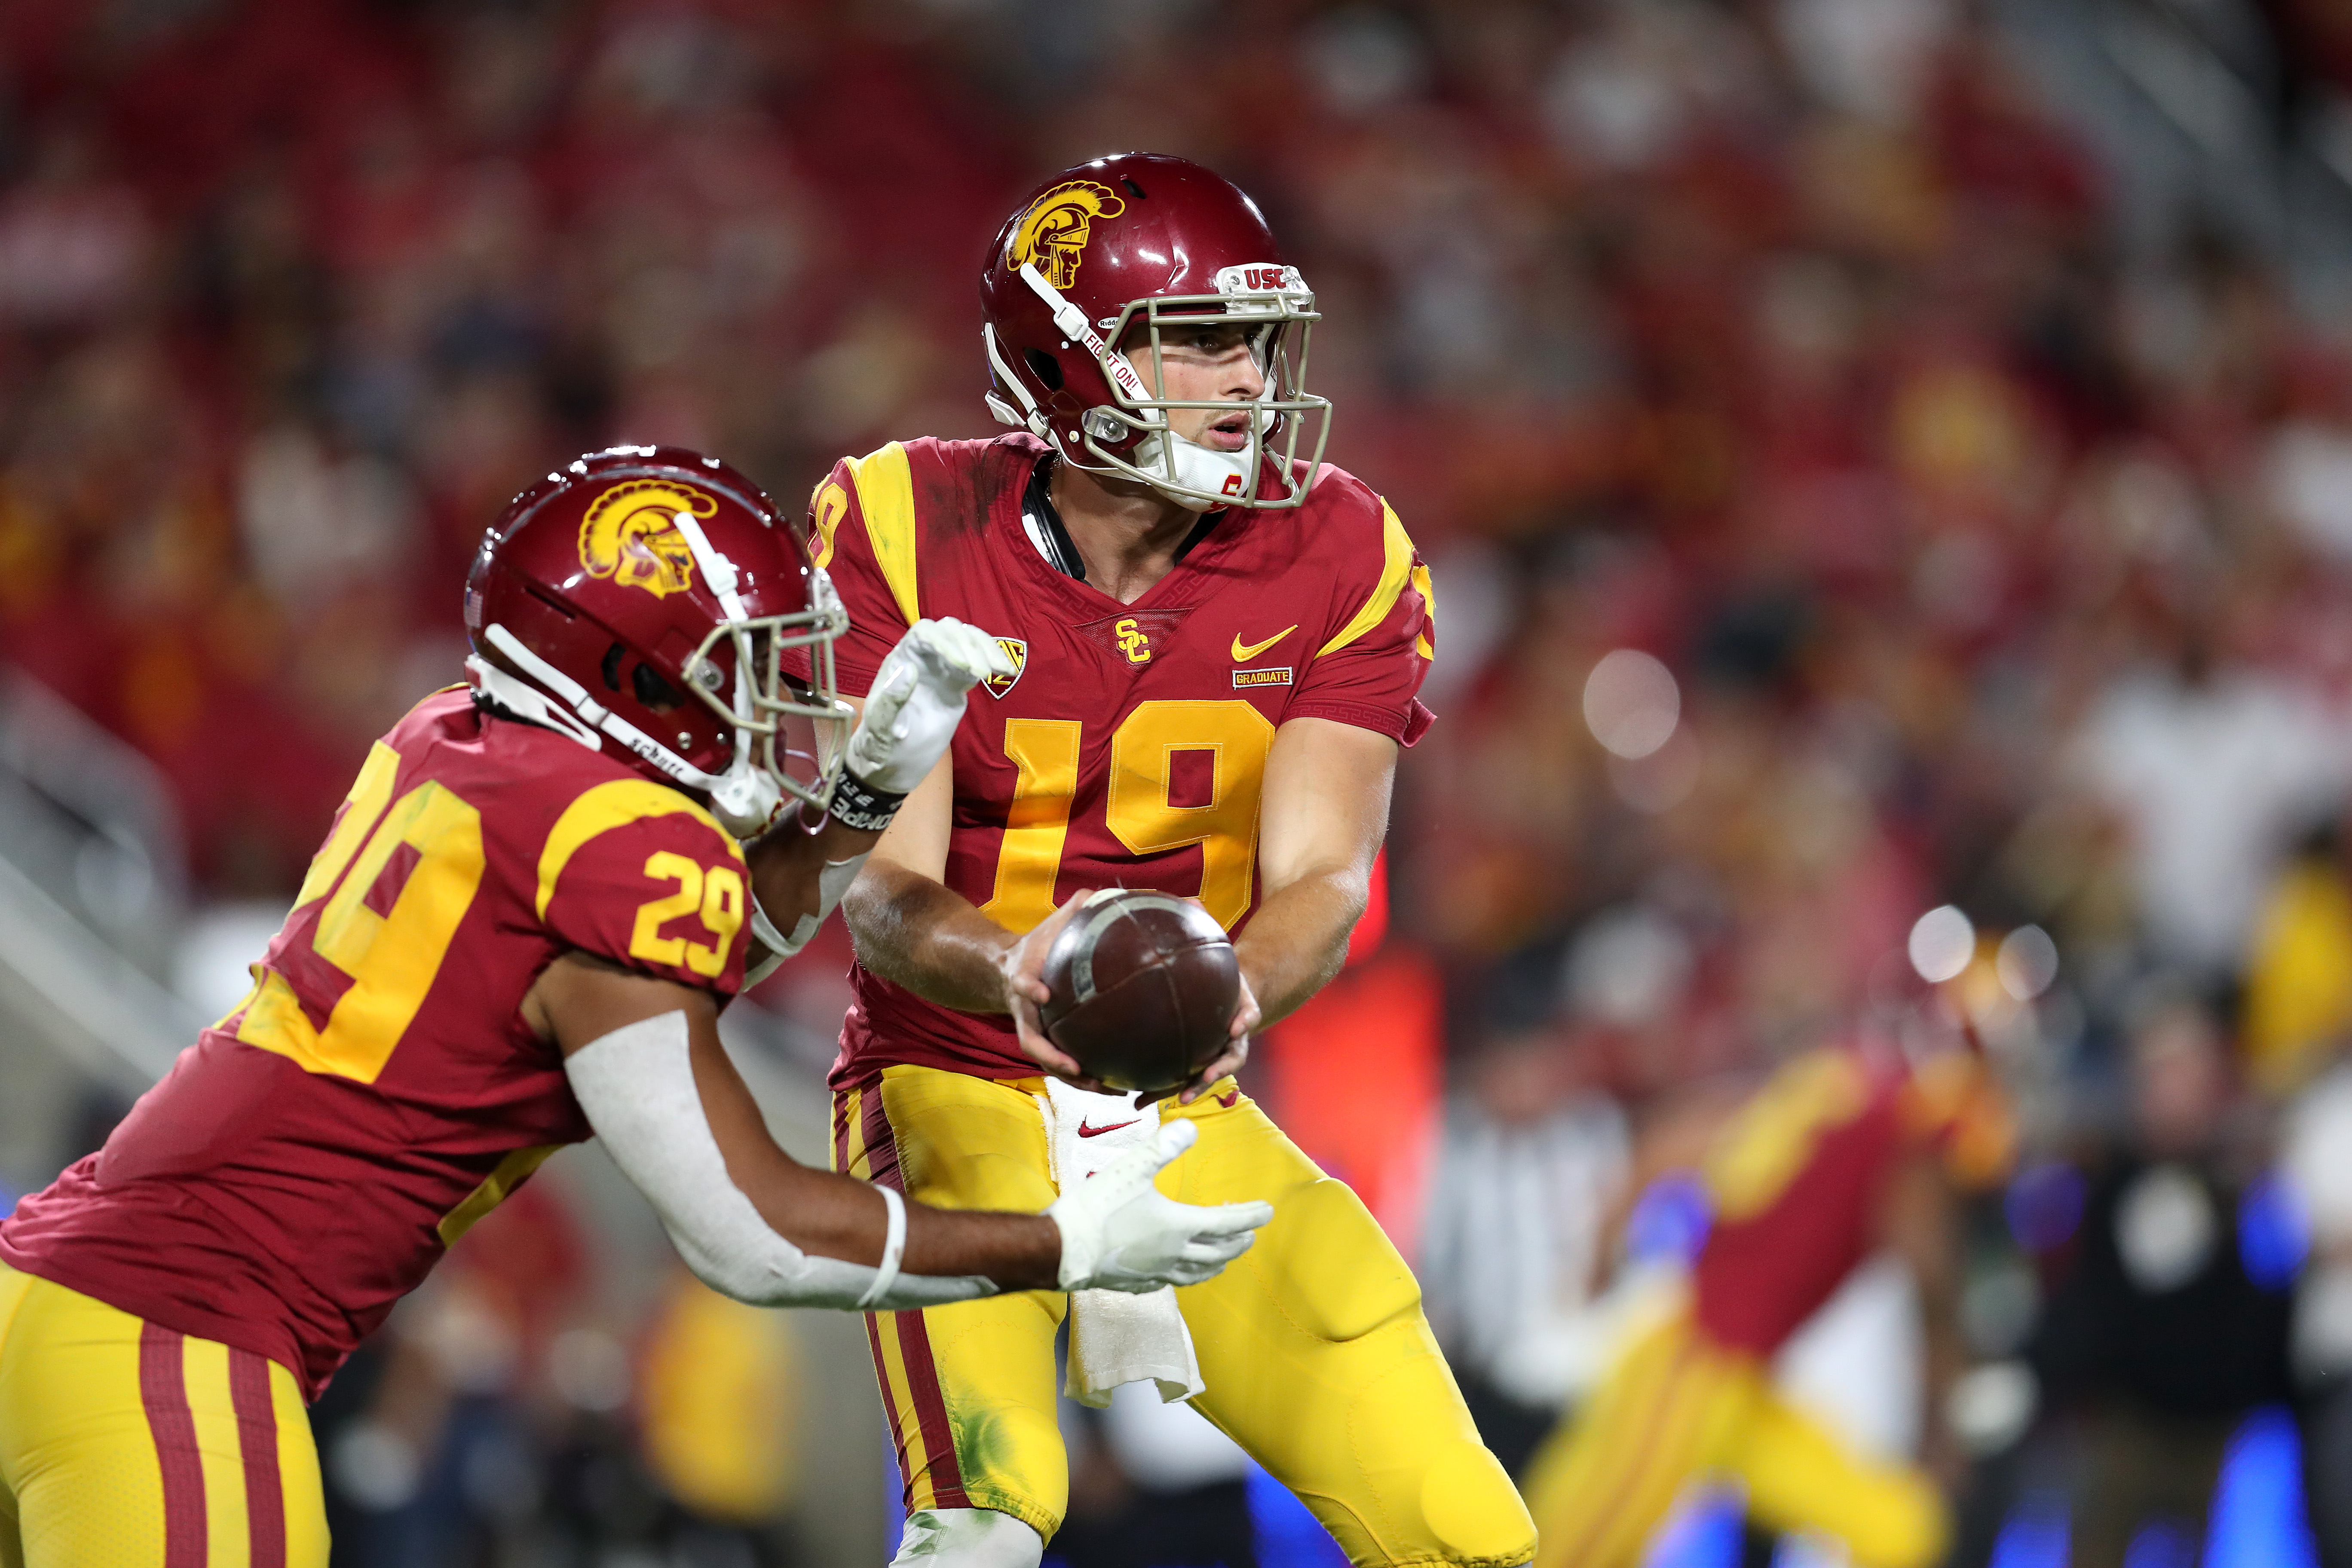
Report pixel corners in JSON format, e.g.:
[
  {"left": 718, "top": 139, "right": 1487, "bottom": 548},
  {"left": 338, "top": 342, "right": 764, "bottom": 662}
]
[
  {"left": 1023, "top": 349, "right": 1064, "bottom": 391},
  {"left": 632, "top": 661, "right": 683, "bottom": 711},
  {"left": 601, "top": 642, "right": 626, "bottom": 693}
]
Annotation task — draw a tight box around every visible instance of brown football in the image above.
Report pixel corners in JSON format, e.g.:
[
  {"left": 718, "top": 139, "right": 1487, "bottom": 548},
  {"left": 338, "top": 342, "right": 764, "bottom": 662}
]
[{"left": 1038, "top": 889, "right": 1240, "bottom": 1093}]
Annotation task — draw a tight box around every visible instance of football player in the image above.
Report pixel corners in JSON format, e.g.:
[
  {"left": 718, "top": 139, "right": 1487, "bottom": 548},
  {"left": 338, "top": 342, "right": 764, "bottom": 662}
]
[
  {"left": 0, "top": 447, "right": 1271, "bottom": 1568},
  {"left": 1520, "top": 1035, "right": 2015, "bottom": 1568},
  {"left": 780, "top": 155, "right": 1535, "bottom": 1568}
]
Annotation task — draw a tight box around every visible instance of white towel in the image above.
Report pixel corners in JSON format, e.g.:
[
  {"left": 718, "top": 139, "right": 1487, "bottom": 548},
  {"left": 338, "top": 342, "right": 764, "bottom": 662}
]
[{"left": 1040, "top": 1078, "right": 1206, "bottom": 1407}]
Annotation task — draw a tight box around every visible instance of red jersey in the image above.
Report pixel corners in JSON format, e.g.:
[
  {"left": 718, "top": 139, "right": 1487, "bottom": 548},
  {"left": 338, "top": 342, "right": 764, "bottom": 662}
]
[
  {"left": 812, "top": 435, "right": 1433, "bottom": 1085},
  {"left": 0, "top": 690, "right": 752, "bottom": 1399},
  {"left": 1690, "top": 1047, "right": 1999, "bottom": 1357}
]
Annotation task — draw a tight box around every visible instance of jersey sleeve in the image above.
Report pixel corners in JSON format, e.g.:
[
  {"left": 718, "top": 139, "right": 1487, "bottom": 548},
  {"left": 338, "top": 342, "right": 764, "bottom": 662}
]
[
  {"left": 536, "top": 782, "right": 752, "bottom": 997},
  {"left": 1290, "top": 497, "right": 1436, "bottom": 746},
  {"left": 805, "top": 443, "right": 923, "bottom": 698}
]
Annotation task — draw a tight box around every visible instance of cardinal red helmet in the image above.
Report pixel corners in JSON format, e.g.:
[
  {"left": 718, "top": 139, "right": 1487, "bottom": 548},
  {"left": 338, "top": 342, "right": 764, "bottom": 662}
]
[
  {"left": 462, "top": 445, "right": 851, "bottom": 834},
  {"left": 978, "top": 153, "right": 1330, "bottom": 510}
]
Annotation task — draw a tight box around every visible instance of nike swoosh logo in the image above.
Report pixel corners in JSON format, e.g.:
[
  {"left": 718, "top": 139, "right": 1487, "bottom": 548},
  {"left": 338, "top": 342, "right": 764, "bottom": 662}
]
[
  {"left": 1077, "top": 1118, "right": 1141, "bottom": 1139},
  {"left": 1231, "top": 625, "right": 1297, "bottom": 662}
]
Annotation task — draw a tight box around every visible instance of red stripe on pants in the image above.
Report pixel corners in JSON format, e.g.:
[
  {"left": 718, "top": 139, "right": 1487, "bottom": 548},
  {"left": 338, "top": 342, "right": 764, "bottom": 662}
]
[
  {"left": 229, "top": 1348, "right": 287, "bottom": 1568},
  {"left": 138, "top": 1322, "right": 206, "bottom": 1568},
  {"left": 860, "top": 1084, "right": 902, "bottom": 1191},
  {"left": 893, "top": 1311, "right": 971, "bottom": 1509},
  {"left": 858, "top": 1081, "right": 969, "bottom": 1509}
]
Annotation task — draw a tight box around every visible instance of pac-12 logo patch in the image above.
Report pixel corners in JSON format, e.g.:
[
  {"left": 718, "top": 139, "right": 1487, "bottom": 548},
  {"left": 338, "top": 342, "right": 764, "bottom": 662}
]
[
  {"left": 1005, "top": 180, "right": 1125, "bottom": 290},
  {"left": 579, "top": 479, "right": 713, "bottom": 598},
  {"left": 982, "top": 637, "right": 1027, "bottom": 698}
]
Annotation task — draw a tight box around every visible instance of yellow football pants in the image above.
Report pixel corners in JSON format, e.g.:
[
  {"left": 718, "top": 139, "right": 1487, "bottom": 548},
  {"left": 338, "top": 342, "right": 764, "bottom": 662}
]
[
  {"left": 1522, "top": 1311, "right": 1945, "bottom": 1568},
  {"left": 0, "top": 1262, "right": 328, "bottom": 1568},
  {"left": 833, "top": 1066, "right": 1534, "bottom": 1568}
]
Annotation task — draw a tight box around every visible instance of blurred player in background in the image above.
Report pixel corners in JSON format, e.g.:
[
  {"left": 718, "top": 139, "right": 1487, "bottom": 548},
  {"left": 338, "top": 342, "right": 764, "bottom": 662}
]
[
  {"left": 0, "top": 447, "right": 1270, "bottom": 1568},
  {"left": 1522, "top": 1032, "right": 2015, "bottom": 1568},
  {"left": 804, "top": 154, "right": 1534, "bottom": 1568}
]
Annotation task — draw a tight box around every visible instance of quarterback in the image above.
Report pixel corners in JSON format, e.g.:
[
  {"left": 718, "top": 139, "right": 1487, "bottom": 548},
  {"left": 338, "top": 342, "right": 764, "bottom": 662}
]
[
  {"left": 0, "top": 447, "right": 1269, "bottom": 1568},
  {"left": 793, "top": 155, "right": 1534, "bottom": 1567}
]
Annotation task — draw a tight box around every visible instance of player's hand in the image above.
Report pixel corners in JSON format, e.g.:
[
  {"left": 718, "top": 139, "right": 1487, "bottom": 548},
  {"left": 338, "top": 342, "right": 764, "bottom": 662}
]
[
  {"left": 1047, "top": 1121, "right": 1274, "bottom": 1292},
  {"left": 845, "top": 619, "right": 1016, "bottom": 796},
  {"left": 1145, "top": 968, "right": 1258, "bottom": 1108},
  {"left": 999, "top": 891, "right": 1110, "bottom": 1090}
]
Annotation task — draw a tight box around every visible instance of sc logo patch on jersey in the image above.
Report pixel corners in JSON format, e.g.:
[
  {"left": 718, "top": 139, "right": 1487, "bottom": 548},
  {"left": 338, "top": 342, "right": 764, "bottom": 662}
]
[{"left": 982, "top": 638, "right": 1027, "bottom": 698}]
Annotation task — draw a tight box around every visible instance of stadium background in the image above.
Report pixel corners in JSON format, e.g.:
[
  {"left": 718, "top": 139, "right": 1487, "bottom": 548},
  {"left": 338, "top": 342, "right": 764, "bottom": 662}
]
[{"left": 5, "top": 0, "right": 2352, "bottom": 1563}]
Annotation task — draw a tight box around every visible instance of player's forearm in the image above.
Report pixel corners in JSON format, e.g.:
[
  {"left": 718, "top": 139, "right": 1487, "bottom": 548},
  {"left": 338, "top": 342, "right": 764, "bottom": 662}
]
[
  {"left": 842, "top": 859, "right": 1015, "bottom": 1014},
  {"left": 1234, "top": 863, "right": 1369, "bottom": 1028},
  {"left": 728, "top": 1149, "right": 1058, "bottom": 1290},
  {"left": 744, "top": 813, "right": 881, "bottom": 933}
]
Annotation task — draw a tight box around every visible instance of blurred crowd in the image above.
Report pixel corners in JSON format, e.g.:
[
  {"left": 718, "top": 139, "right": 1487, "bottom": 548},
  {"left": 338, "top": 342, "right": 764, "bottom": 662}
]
[{"left": 13, "top": 0, "right": 2352, "bottom": 1562}]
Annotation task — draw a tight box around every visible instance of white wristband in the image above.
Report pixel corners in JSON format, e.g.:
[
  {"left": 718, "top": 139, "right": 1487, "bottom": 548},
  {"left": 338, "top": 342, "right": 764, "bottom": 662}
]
[
  {"left": 859, "top": 1185, "right": 909, "bottom": 1310},
  {"left": 743, "top": 854, "right": 871, "bottom": 986}
]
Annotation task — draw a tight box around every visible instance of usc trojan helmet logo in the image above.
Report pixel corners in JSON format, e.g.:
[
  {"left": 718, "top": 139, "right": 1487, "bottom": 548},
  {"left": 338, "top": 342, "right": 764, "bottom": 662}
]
[
  {"left": 577, "top": 479, "right": 713, "bottom": 598},
  {"left": 1005, "top": 181, "right": 1126, "bottom": 291}
]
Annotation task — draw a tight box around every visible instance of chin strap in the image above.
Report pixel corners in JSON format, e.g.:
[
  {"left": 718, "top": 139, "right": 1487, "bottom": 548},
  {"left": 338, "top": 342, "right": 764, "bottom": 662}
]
[
  {"left": 984, "top": 324, "right": 1052, "bottom": 440},
  {"left": 466, "top": 652, "right": 605, "bottom": 752},
  {"left": 1019, "top": 263, "right": 1154, "bottom": 407}
]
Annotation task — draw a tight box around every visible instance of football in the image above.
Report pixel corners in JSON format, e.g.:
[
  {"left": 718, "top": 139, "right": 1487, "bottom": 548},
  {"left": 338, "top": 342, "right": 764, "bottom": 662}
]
[{"left": 1037, "top": 888, "right": 1241, "bottom": 1093}]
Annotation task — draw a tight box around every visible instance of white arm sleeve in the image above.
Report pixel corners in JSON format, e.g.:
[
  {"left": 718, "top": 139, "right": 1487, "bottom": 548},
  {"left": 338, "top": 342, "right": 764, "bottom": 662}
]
[
  {"left": 744, "top": 853, "right": 870, "bottom": 986},
  {"left": 564, "top": 1011, "right": 992, "bottom": 1310}
]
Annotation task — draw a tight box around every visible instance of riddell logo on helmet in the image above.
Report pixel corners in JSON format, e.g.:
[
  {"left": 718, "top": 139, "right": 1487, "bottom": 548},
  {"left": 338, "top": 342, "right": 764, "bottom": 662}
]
[
  {"left": 578, "top": 480, "right": 713, "bottom": 598},
  {"left": 1005, "top": 181, "right": 1126, "bottom": 290}
]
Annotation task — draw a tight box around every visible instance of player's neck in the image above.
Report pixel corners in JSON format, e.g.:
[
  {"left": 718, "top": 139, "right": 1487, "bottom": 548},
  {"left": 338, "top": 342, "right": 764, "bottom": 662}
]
[{"left": 1048, "top": 459, "right": 1204, "bottom": 605}]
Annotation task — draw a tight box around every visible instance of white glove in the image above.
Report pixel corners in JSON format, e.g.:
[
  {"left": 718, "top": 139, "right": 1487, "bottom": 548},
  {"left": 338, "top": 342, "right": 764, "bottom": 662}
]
[
  {"left": 845, "top": 619, "right": 1016, "bottom": 796},
  {"left": 1047, "top": 1121, "right": 1274, "bottom": 1293}
]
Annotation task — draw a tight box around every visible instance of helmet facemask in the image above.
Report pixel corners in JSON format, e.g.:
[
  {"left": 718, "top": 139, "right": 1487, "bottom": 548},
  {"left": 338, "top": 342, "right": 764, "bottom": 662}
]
[
  {"left": 677, "top": 573, "right": 854, "bottom": 827},
  {"left": 994, "top": 261, "right": 1332, "bottom": 511}
]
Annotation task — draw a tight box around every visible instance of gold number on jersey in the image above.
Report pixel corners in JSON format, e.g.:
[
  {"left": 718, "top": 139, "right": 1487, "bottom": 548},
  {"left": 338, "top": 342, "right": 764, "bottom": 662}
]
[
  {"left": 239, "top": 771, "right": 487, "bottom": 1084},
  {"left": 1106, "top": 701, "right": 1275, "bottom": 929},
  {"left": 630, "top": 851, "right": 746, "bottom": 979},
  {"left": 809, "top": 479, "right": 850, "bottom": 570},
  {"left": 1704, "top": 1052, "right": 1871, "bottom": 1221},
  {"left": 978, "top": 719, "right": 1082, "bottom": 933},
  {"left": 980, "top": 702, "right": 1274, "bottom": 934},
  {"left": 291, "top": 741, "right": 401, "bottom": 913}
]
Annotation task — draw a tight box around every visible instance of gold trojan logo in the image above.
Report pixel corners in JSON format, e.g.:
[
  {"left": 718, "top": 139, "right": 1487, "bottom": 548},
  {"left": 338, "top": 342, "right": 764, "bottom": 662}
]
[
  {"left": 578, "top": 480, "right": 714, "bottom": 599},
  {"left": 1006, "top": 181, "right": 1126, "bottom": 291}
]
